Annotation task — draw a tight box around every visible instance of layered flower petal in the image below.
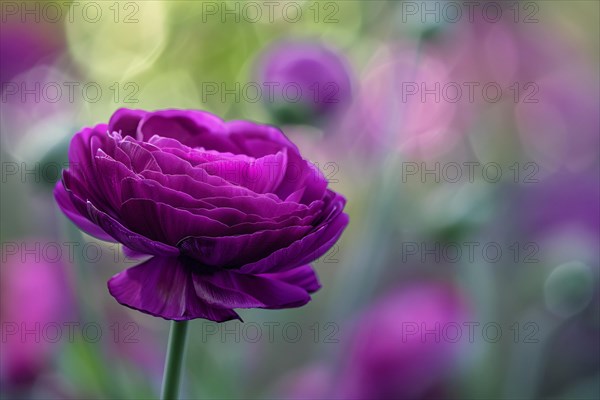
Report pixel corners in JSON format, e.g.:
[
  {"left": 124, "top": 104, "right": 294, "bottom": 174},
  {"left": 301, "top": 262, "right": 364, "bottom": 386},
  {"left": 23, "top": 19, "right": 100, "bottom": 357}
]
[
  {"left": 137, "top": 109, "right": 233, "bottom": 151},
  {"left": 259, "top": 265, "right": 321, "bottom": 293},
  {"left": 226, "top": 120, "right": 299, "bottom": 158},
  {"left": 108, "top": 256, "right": 317, "bottom": 320},
  {"left": 192, "top": 268, "right": 312, "bottom": 310},
  {"left": 65, "top": 124, "right": 111, "bottom": 208},
  {"left": 178, "top": 225, "right": 312, "bottom": 268},
  {"left": 54, "top": 181, "right": 114, "bottom": 242},
  {"left": 86, "top": 202, "right": 180, "bottom": 257},
  {"left": 240, "top": 192, "right": 348, "bottom": 274},
  {"left": 108, "top": 256, "right": 240, "bottom": 321},
  {"left": 108, "top": 108, "right": 148, "bottom": 138}
]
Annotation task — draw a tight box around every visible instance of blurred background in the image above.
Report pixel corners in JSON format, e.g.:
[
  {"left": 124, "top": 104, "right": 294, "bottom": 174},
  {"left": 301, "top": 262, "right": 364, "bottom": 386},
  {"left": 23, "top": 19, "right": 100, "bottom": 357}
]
[{"left": 1, "top": 1, "right": 598, "bottom": 399}]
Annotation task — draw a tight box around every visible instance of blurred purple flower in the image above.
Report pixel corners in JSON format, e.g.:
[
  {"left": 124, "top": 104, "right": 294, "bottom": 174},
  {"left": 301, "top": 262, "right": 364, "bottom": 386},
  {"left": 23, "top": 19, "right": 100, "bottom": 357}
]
[
  {"left": 54, "top": 108, "right": 348, "bottom": 322},
  {"left": 338, "top": 282, "right": 471, "bottom": 399},
  {"left": 0, "top": 20, "right": 62, "bottom": 82},
  {"left": 273, "top": 282, "right": 471, "bottom": 399},
  {"left": 519, "top": 170, "right": 600, "bottom": 239},
  {"left": 434, "top": 19, "right": 599, "bottom": 170},
  {"left": 0, "top": 239, "right": 73, "bottom": 388},
  {"left": 514, "top": 68, "right": 599, "bottom": 172},
  {"left": 255, "top": 40, "right": 353, "bottom": 125}
]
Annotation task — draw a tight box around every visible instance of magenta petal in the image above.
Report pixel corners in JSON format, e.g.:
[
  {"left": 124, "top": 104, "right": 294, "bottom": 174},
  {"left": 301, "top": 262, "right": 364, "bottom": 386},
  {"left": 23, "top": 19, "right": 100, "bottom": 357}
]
[
  {"left": 120, "top": 177, "right": 215, "bottom": 211},
  {"left": 108, "top": 108, "right": 147, "bottom": 138},
  {"left": 179, "top": 225, "right": 311, "bottom": 267},
  {"left": 122, "top": 246, "right": 149, "bottom": 260},
  {"left": 198, "top": 195, "right": 310, "bottom": 220},
  {"left": 93, "top": 150, "right": 137, "bottom": 210},
  {"left": 137, "top": 109, "right": 236, "bottom": 152},
  {"left": 225, "top": 211, "right": 318, "bottom": 235},
  {"left": 86, "top": 201, "right": 180, "bottom": 257},
  {"left": 225, "top": 120, "right": 327, "bottom": 203},
  {"left": 226, "top": 120, "right": 299, "bottom": 158},
  {"left": 149, "top": 136, "right": 251, "bottom": 167},
  {"left": 119, "top": 199, "right": 230, "bottom": 244},
  {"left": 119, "top": 178, "right": 276, "bottom": 230},
  {"left": 259, "top": 265, "right": 321, "bottom": 293},
  {"left": 65, "top": 125, "right": 109, "bottom": 206},
  {"left": 298, "top": 162, "right": 329, "bottom": 204},
  {"left": 108, "top": 257, "right": 240, "bottom": 321},
  {"left": 277, "top": 158, "right": 328, "bottom": 205},
  {"left": 241, "top": 202, "right": 348, "bottom": 273},
  {"left": 201, "top": 150, "right": 288, "bottom": 194},
  {"left": 117, "top": 137, "right": 162, "bottom": 173},
  {"left": 54, "top": 181, "right": 115, "bottom": 242},
  {"left": 67, "top": 124, "right": 108, "bottom": 178},
  {"left": 140, "top": 168, "right": 274, "bottom": 204},
  {"left": 285, "top": 186, "right": 307, "bottom": 203},
  {"left": 193, "top": 269, "right": 311, "bottom": 310}
]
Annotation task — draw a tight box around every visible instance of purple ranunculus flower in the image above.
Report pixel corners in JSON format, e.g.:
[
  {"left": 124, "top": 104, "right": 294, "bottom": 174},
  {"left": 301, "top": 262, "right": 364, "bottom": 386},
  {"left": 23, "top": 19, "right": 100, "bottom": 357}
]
[
  {"left": 54, "top": 108, "right": 348, "bottom": 322},
  {"left": 255, "top": 40, "right": 353, "bottom": 125}
]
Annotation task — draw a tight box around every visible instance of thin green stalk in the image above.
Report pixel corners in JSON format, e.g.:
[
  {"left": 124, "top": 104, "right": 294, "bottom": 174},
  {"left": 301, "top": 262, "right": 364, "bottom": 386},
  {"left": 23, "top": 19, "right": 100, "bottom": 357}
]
[{"left": 160, "top": 320, "right": 189, "bottom": 400}]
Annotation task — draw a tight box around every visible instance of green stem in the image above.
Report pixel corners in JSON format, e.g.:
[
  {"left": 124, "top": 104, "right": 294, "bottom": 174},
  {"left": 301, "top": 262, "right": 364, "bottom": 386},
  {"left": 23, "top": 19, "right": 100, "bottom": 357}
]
[{"left": 160, "top": 320, "right": 189, "bottom": 400}]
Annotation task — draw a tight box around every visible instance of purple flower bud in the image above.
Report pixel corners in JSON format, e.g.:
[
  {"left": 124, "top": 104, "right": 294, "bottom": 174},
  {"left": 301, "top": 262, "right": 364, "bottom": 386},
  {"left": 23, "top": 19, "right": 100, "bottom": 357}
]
[{"left": 255, "top": 40, "right": 353, "bottom": 126}]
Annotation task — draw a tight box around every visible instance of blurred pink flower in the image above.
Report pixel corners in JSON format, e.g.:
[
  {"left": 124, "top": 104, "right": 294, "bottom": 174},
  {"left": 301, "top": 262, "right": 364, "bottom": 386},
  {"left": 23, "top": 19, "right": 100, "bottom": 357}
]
[
  {"left": 0, "top": 239, "right": 74, "bottom": 388},
  {"left": 347, "top": 44, "right": 469, "bottom": 159}
]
